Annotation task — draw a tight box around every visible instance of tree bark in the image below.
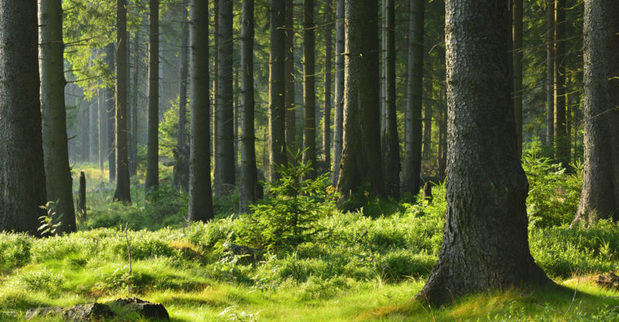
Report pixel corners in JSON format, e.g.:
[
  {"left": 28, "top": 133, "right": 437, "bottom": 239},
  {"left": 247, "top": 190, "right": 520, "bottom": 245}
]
[
  {"left": 175, "top": 1, "right": 190, "bottom": 192},
  {"left": 302, "top": 0, "right": 316, "bottom": 178},
  {"left": 402, "top": 0, "right": 424, "bottom": 196},
  {"left": 39, "top": 0, "right": 76, "bottom": 233},
  {"left": 77, "top": 172, "right": 87, "bottom": 217},
  {"left": 418, "top": 0, "right": 551, "bottom": 305},
  {"left": 546, "top": 0, "right": 554, "bottom": 147},
  {"left": 106, "top": 44, "right": 116, "bottom": 183},
  {"left": 214, "top": 0, "right": 235, "bottom": 196},
  {"left": 513, "top": 0, "right": 523, "bottom": 155},
  {"left": 145, "top": 0, "right": 160, "bottom": 191},
  {"left": 336, "top": 0, "right": 383, "bottom": 198},
  {"left": 188, "top": 0, "right": 214, "bottom": 222},
  {"left": 331, "top": 0, "right": 345, "bottom": 185},
  {"left": 239, "top": 0, "right": 257, "bottom": 212},
  {"left": 553, "top": 0, "right": 569, "bottom": 167},
  {"left": 98, "top": 89, "right": 105, "bottom": 172},
  {"left": 285, "top": 0, "right": 296, "bottom": 153},
  {"left": 114, "top": 0, "right": 132, "bottom": 203},
  {"left": 572, "top": 0, "right": 618, "bottom": 225},
  {"left": 269, "top": 0, "right": 287, "bottom": 181},
  {"left": 0, "top": 0, "right": 47, "bottom": 236},
  {"left": 81, "top": 102, "right": 90, "bottom": 161},
  {"left": 323, "top": 0, "right": 333, "bottom": 167},
  {"left": 422, "top": 66, "right": 432, "bottom": 168},
  {"left": 381, "top": 0, "right": 400, "bottom": 198},
  {"left": 130, "top": 26, "right": 140, "bottom": 176}
]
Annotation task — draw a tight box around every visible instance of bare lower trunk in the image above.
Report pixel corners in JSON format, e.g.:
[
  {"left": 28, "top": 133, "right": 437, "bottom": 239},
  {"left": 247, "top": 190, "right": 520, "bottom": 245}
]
[
  {"left": 553, "top": 0, "right": 569, "bottom": 167},
  {"left": 269, "top": 0, "right": 287, "bottom": 181},
  {"left": 545, "top": 0, "right": 554, "bottom": 147},
  {"left": 302, "top": 0, "right": 316, "bottom": 178},
  {"left": 284, "top": 0, "right": 296, "bottom": 153},
  {"left": 175, "top": 2, "right": 190, "bottom": 192},
  {"left": 323, "top": 0, "right": 333, "bottom": 167},
  {"left": 145, "top": 0, "right": 160, "bottom": 191},
  {"left": 331, "top": 0, "right": 345, "bottom": 185}
]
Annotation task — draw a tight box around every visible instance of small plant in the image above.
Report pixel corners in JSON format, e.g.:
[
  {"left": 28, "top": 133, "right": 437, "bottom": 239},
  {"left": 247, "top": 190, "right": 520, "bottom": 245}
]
[{"left": 38, "top": 200, "right": 63, "bottom": 237}]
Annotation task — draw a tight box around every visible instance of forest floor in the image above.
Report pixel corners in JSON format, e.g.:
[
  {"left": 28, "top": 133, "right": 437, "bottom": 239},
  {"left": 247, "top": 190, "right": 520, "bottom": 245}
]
[{"left": 0, "top": 160, "right": 617, "bottom": 321}]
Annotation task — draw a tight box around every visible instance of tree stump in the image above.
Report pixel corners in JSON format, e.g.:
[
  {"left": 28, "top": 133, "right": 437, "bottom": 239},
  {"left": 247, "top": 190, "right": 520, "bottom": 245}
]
[
  {"left": 423, "top": 181, "right": 433, "bottom": 203},
  {"left": 77, "top": 171, "right": 86, "bottom": 217}
]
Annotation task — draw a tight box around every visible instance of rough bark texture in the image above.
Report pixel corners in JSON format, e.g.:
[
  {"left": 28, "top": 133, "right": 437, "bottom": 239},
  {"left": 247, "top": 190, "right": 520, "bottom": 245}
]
[
  {"left": 553, "top": 0, "right": 569, "bottom": 167},
  {"left": 418, "top": 0, "right": 551, "bottom": 305},
  {"left": 174, "top": 2, "right": 190, "bottom": 192},
  {"left": 545, "top": 0, "right": 554, "bottom": 147},
  {"left": 113, "top": 0, "right": 132, "bottom": 203},
  {"left": 39, "top": 0, "right": 76, "bottom": 233},
  {"left": 381, "top": 0, "right": 400, "bottom": 198},
  {"left": 331, "top": 0, "right": 345, "bottom": 185},
  {"left": 214, "top": 0, "right": 235, "bottom": 196},
  {"left": 284, "top": 0, "right": 296, "bottom": 153},
  {"left": 572, "top": 0, "right": 618, "bottom": 225},
  {"left": 188, "top": 0, "right": 214, "bottom": 222},
  {"left": 302, "top": 0, "right": 316, "bottom": 178},
  {"left": 336, "top": 0, "right": 383, "bottom": 198},
  {"left": 323, "top": 0, "right": 333, "bottom": 166},
  {"left": 402, "top": 0, "right": 424, "bottom": 196},
  {"left": 513, "top": 0, "right": 523, "bottom": 155},
  {"left": 0, "top": 0, "right": 46, "bottom": 235},
  {"left": 239, "top": 0, "right": 257, "bottom": 212},
  {"left": 145, "top": 0, "right": 160, "bottom": 190},
  {"left": 269, "top": 0, "right": 287, "bottom": 181}
]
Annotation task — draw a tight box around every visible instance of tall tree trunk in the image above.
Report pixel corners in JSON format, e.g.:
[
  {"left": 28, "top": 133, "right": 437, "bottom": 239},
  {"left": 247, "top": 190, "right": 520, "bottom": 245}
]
[
  {"left": 422, "top": 67, "right": 432, "bottom": 169},
  {"left": 175, "top": 1, "right": 190, "bottom": 192},
  {"left": 269, "top": 0, "right": 287, "bottom": 181},
  {"left": 402, "top": 0, "right": 424, "bottom": 196},
  {"left": 130, "top": 27, "right": 140, "bottom": 176},
  {"left": 417, "top": 0, "right": 551, "bottom": 305},
  {"left": 145, "top": 0, "right": 160, "bottom": 190},
  {"left": 553, "top": 0, "right": 569, "bottom": 168},
  {"left": 323, "top": 0, "right": 333, "bottom": 167},
  {"left": 331, "top": 0, "right": 345, "bottom": 184},
  {"left": 188, "top": 0, "right": 214, "bottom": 222},
  {"left": 545, "top": 0, "right": 554, "bottom": 147},
  {"left": 336, "top": 0, "right": 383, "bottom": 198},
  {"left": 572, "top": 0, "right": 618, "bottom": 225},
  {"left": 81, "top": 102, "right": 90, "bottom": 161},
  {"left": 114, "top": 0, "right": 132, "bottom": 203},
  {"left": 381, "top": 0, "right": 400, "bottom": 198},
  {"left": 39, "top": 0, "right": 77, "bottom": 234},
  {"left": 285, "top": 0, "right": 296, "bottom": 153},
  {"left": 214, "top": 0, "right": 235, "bottom": 196},
  {"left": 302, "top": 0, "right": 316, "bottom": 178},
  {"left": 513, "top": 0, "right": 523, "bottom": 155},
  {"left": 98, "top": 89, "right": 105, "bottom": 172},
  {"left": 106, "top": 44, "right": 116, "bottom": 183},
  {"left": 437, "top": 97, "right": 446, "bottom": 179},
  {"left": 239, "top": 0, "right": 257, "bottom": 211}
]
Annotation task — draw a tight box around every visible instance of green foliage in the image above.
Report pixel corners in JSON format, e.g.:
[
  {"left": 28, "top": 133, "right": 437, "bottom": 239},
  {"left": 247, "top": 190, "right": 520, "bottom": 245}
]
[
  {"left": 522, "top": 139, "right": 582, "bottom": 227},
  {"left": 159, "top": 97, "right": 190, "bottom": 160},
  {"left": 38, "top": 200, "right": 63, "bottom": 237}
]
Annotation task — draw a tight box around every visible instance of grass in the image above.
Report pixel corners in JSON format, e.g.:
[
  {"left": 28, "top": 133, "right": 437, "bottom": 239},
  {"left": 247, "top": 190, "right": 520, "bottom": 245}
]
[{"left": 0, "top": 161, "right": 617, "bottom": 321}]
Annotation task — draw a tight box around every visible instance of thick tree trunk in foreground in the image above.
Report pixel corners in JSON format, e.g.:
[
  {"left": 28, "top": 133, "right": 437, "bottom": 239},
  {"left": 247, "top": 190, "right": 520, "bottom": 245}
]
[
  {"left": 269, "top": 0, "right": 287, "bottom": 181},
  {"left": 331, "top": 0, "right": 345, "bottom": 184},
  {"left": 336, "top": 0, "right": 383, "bottom": 198},
  {"left": 114, "top": 0, "right": 131, "bottom": 203},
  {"left": 188, "top": 0, "right": 214, "bottom": 222},
  {"left": 401, "top": 0, "right": 424, "bottom": 196},
  {"left": 214, "top": 0, "right": 235, "bottom": 196},
  {"left": 284, "top": 0, "right": 296, "bottom": 153},
  {"left": 39, "top": 0, "right": 76, "bottom": 233},
  {"left": 323, "top": 0, "right": 333, "bottom": 166},
  {"left": 145, "top": 0, "right": 160, "bottom": 191},
  {"left": 239, "top": 0, "right": 257, "bottom": 211},
  {"left": 382, "top": 0, "right": 400, "bottom": 198},
  {"left": 572, "top": 0, "right": 618, "bottom": 225},
  {"left": 417, "top": 0, "right": 550, "bottom": 305},
  {"left": 302, "top": 0, "right": 316, "bottom": 178},
  {"left": 0, "top": 0, "right": 46, "bottom": 236},
  {"left": 174, "top": 2, "right": 190, "bottom": 192}
]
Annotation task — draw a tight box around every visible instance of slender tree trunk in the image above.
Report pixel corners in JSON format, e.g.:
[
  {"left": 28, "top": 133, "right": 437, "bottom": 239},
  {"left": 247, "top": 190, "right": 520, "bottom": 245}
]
[
  {"left": 188, "top": 0, "right": 214, "bottom": 222},
  {"left": 145, "top": 0, "right": 160, "bottom": 190},
  {"left": 39, "top": 0, "right": 76, "bottom": 233},
  {"left": 302, "top": 0, "right": 316, "bottom": 178},
  {"left": 81, "top": 102, "right": 90, "bottom": 161},
  {"left": 175, "top": 2, "right": 190, "bottom": 192},
  {"left": 98, "top": 89, "right": 104, "bottom": 172},
  {"left": 239, "top": 0, "right": 257, "bottom": 211},
  {"left": 106, "top": 44, "right": 116, "bottom": 183},
  {"left": 437, "top": 98, "right": 446, "bottom": 179},
  {"left": 269, "top": 0, "right": 287, "bottom": 181},
  {"left": 214, "top": 0, "right": 235, "bottom": 196},
  {"left": 381, "top": 0, "right": 400, "bottom": 198},
  {"left": 572, "top": 0, "right": 618, "bottom": 225},
  {"left": 513, "top": 0, "right": 523, "bottom": 155},
  {"left": 285, "top": 0, "right": 296, "bottom": 153},
  {"left": 553, "top": 0, "right": 569, "bottom": 167},
  {"left": 331, "top": 0, "right": 345, "bottom": 184},
  {"left": 336, "top": 0, "right": 383, "bottom": 198},
  {"left": 402, "top": 0, "right": 424, "bottom": 196},
  {"left": 546, "top": 0, "right": 555, "bottom": 147},
  {"left": 422, "top": 67, "right": 432, "bottom": 168},
  {"left": 0, "top": 0, "right": 45, "bottom": 235},
  {"left": 323, "top": 0, "right": 333, "bottom": 167},
  {"left": 114, "top": 0, "right": 132, "bottom": 203},
  {"left": 418, "top": 0, "right": 551, "bottom": 305},
  {"left": 130, "top": 27, "right": 140, "bottom": 176}
]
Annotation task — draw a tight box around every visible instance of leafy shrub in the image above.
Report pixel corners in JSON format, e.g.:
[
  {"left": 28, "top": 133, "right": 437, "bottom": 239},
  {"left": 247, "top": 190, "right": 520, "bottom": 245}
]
[{"left": 0, "top": 233, "right": 32, "bottom": 272}]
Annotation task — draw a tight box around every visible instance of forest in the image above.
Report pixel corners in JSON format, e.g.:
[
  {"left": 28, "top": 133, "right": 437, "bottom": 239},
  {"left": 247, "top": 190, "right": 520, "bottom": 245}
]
[{"left": 0, "top": 0, "right": 617, "bottom": 320}]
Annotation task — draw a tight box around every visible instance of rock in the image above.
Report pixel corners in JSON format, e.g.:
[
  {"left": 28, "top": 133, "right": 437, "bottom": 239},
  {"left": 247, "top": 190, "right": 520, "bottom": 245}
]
[
  {"left": 26, "top": 303, "right": 114, "bottom": 321},
  {"left": 110, "top": 297, "right": 170, "bottom": 321}
]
